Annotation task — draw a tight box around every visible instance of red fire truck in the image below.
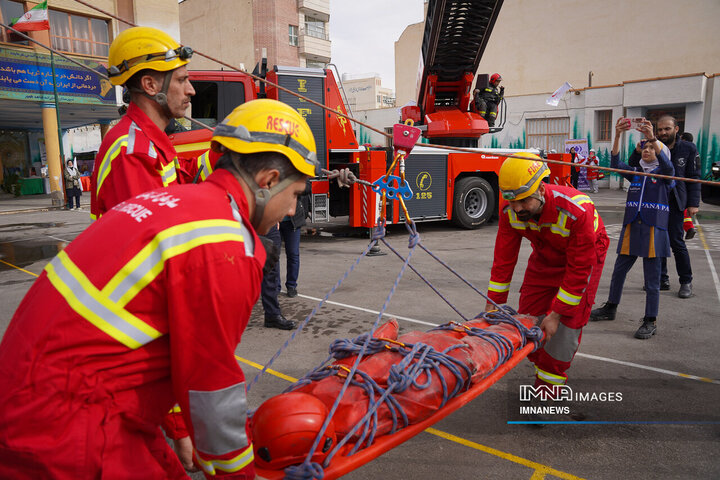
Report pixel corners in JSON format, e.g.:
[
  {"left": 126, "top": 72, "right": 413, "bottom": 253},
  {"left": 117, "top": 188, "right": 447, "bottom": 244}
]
[{"left": 169, "top": 0, "right": 569, "bottom": 229}]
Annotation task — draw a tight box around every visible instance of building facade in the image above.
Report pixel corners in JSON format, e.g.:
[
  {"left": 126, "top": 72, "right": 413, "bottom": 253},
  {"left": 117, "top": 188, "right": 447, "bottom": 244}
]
[
  {"left": 179, "top": 0, "right": 331, "bottom": 71},
  {"left": 0, "top": 0, "right": 179, "bottom": 203},
  {"left": 393, "top": 0, "right": 720, "bottom": 184},
  {"left": 342, "top": 74, "right": 395, "bottom": 112}
]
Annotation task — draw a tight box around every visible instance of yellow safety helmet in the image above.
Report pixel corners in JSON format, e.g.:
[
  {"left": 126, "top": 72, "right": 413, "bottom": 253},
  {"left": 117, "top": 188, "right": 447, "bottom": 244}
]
[
  {"left": 211, "top": 99, "right": 320, "bottom": 177},
  {"left": 107, "top": 26, "right": 193, "bottom": 86},
  {"left": 498, "top": 152, "right": 549, "bottom": 201}
]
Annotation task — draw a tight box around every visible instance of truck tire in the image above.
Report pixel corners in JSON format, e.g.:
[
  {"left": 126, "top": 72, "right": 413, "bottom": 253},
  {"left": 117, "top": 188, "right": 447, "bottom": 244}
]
[{"left": 451, "top": 176, "right": 495, "bottom": 229}]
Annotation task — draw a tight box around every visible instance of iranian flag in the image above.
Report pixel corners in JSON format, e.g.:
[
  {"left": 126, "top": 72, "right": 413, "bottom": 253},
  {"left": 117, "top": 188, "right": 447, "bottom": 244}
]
[{"left": 9, "top": 1, "right": 49, "bottom": 32}]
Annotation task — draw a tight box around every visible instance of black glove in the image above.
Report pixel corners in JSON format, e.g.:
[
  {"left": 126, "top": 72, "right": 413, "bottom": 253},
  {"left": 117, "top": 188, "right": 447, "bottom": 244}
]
[
  {"left": 499, "top": 86, "right": 505, "bottom": 95},
  {"left": 258, "top": 235, "right": 280, "bottom": 276}
]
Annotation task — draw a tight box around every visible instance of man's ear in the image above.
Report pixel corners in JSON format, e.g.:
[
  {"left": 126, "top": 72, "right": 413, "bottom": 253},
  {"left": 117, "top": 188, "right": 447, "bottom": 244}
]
[
  {"left": 139, "top": 73, "right": 160, "bottom": 96},
  {"left": 255, "top": 169, "right": 280, "bottom": 189}
]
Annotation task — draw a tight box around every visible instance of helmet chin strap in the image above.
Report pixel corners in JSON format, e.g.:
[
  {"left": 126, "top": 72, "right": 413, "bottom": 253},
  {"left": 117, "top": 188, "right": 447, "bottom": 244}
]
[
  {"left": 128, "top": 70, "right": 173, "bottom": 117},
  {"left": 228, "top": 152, "right": 302, "bottom": 230}
]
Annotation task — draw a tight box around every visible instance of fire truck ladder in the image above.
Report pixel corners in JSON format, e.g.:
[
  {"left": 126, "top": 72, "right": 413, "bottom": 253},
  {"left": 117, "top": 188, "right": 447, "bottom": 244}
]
[{"left": 416, "top": 0, "right": 504, "bottom": 142}]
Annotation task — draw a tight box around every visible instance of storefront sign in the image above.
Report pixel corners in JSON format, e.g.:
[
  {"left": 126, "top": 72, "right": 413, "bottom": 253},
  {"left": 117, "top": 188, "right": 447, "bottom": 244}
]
[{"left": 0, "top": 46, "right": 116, "bottom": 105}]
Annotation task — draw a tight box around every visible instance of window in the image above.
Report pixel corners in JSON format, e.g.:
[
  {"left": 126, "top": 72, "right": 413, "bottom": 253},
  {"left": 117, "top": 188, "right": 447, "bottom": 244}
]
[
  {"left": 305, "top": 59, "right": 325, "bottom": 69},
  {"left": 304, "top": 16, "right": 327, "bottom": 40},
  {"left": 49, "top": 10, "right": 109, "bottom": 57},
  {"left": 0, "top": 0, "right": 29, "bottom": 45},
  {"left": 288, "top": 25, "right": 298, "bottom": 46},
  {"left": 596, "top": 110, "right": 612, "bottom": 142},
  {"left": 526, "top": 117, "right": 570, "bottom": 152}
]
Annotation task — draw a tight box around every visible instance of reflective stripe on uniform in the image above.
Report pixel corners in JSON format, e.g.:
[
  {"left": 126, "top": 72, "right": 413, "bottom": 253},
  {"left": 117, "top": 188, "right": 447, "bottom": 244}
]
[
  {"left": 535, "top": 365, "right": 567, "bottom": 385},
  {"left": 197, "top": 151, "right": 213, "bottom": 181},
  {"left": 556, "top": 286, "right": 582, "bottom": 306},
  {"left": 45, "top": 250, "right": 162, "bottom": 349},
  {"left": 102, "top": 219, "right": 248, "bottom": 307},
  {"left": 552, "top": 190, "right": 586, "bottom": 211},
  {"left": 96, "top": 134, "right": 129, "bottom": 195},
  {"left": 189, "top": 382, "right": 249, "bottom": 456},
  {"left": 549, "top": 212, "right": 571, "bottom": 237},
  {"left": 488, "top": 280, "right": 511, "bottom": 293},
  {"left": 572, "top": 194, "right": 600, "bottom": 232},
  {"left": 159, "top": 161, "right": 177, "bottom": 186},
  {"left": 196, "top": 444, "right": 254, "bottom": 476}
]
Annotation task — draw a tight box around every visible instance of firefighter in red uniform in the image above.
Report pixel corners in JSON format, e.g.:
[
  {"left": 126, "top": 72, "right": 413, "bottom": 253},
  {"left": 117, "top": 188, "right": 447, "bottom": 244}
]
[
  {"left": 485, "top": 153, "right": 609, "bottom": 388},
  {"left": 0, "top": 99, "right": 320, "bottom": 479},
  {"left": 90, "top": 26, "right": 197, "bottom": 220}
]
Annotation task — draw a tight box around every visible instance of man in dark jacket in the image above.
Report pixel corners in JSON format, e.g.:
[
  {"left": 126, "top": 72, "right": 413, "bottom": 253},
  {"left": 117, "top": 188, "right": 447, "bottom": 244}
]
[
  {"left": 260, "top": 181, "right": 311, "bottom": 329},
  {"left": 629, "top": 115, "right": 700, "bottom": 298}
]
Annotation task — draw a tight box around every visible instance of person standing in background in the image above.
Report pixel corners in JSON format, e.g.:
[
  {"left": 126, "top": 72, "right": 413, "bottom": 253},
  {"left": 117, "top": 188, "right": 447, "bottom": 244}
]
[
  {"left": 585, "top": 148, "right": 599, "bottom": 193},
  {"left": 628, "top": 116, "right": 700, "bottom": 298},
  {"left": 64, "top": 159, "right": 81, "bottom": 210}
]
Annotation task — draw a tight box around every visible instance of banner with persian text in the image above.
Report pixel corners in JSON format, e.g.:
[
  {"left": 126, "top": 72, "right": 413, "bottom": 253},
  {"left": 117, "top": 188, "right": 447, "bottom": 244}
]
[{"left": 0, "top": 46, "right": 116, "bottom": 105}]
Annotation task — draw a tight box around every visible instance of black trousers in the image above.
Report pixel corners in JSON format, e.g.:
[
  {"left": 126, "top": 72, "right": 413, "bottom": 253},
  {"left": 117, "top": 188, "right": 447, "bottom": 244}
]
[{"left": 661, "top": 197, "right": 693, "bottom": 285}]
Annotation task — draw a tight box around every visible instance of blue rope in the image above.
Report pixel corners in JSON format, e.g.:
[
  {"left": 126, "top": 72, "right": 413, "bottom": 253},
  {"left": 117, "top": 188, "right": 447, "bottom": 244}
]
[
  {"left": 246, "top": 238, "right": 379, "bottom": 395},
  {"left": 284, "top": 225, "right": 418, "bottom": 479}
]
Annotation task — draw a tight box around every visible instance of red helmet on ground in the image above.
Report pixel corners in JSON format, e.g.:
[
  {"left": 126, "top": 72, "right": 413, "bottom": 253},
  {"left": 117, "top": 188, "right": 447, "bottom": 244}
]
[
  {"left": 252, "top": 392, "right": 336, "bottom": 469},
  {"left": 490, "top": 73, "right": 502, "bottom": 85}
]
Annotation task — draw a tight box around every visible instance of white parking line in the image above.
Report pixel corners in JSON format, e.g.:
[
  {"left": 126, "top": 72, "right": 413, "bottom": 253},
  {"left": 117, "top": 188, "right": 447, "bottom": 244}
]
[
  {"left": 297, "top": 293, "right": 719, "bottom": 385},
  {"left": 694, "top": 219, "right": 720, "bottom": 306}
]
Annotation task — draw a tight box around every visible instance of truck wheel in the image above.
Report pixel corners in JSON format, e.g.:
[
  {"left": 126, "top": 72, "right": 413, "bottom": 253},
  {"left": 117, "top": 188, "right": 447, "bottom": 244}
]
[{"left": 451, "top": 177, "right": 495, "bottom": 229}]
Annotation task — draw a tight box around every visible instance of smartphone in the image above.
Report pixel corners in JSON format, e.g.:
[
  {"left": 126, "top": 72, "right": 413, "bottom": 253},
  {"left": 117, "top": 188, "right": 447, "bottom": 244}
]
[{"left": 628, "top": 117, "right": 645, "bottom": 130}]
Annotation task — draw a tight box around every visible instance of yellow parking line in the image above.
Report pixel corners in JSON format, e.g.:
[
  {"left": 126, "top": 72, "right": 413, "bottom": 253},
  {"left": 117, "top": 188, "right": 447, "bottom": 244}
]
[
  {"left": 236, "top": 355, "right": 582, "bottom": 479},
  {"left": 425, "top": 428, "right": 585, "bottom": 480},
  {"left": 0, "top": 259, "right": 39, "bottom": 277}
]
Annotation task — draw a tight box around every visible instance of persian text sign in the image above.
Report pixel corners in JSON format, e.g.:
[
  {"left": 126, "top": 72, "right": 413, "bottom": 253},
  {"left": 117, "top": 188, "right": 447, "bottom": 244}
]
[{"left": 0, "top": 47, "right": 116, "bottom": 105}]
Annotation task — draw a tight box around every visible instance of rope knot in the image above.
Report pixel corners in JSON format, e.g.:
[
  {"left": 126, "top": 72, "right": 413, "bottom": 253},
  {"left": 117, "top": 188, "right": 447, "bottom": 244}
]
[
  {"left": 284, "top": 461, "right": 325, "bottom": 480},
  {"left": 371, "top": 220, "right": 386, "bottom": 241},
  {"left": 405, "top": 221, "right": 420, "bottom": 248}
]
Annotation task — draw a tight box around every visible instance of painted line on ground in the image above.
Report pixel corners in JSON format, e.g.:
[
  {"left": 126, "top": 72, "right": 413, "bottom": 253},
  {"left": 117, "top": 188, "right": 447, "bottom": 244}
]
[
  {"left": 296, "top": 293, "right": 719, "bottom": 385},
  {"left": 0, "top": 259, "right": 39, "bottom": 277},
  {"left": 47, "top": 235, "right": 72, "bottom": 243},
  {"left": 694, "top": 220, "right": 720, "bottom": 306},
  {"left": 236, "top": 355, "right": 582, "bottom": 480},
  {"left": 425, "top": 428, "right": 585, "bottom": 480}
]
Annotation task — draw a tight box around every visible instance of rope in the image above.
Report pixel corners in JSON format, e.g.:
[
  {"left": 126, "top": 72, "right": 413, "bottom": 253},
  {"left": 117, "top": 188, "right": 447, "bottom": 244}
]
[{"left": 245, "top": 238, "right": 379, "bottom": 395}]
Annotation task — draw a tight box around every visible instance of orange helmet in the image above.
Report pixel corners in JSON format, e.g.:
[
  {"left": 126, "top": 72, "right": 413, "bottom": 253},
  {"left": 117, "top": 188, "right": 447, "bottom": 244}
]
[
  {"left": 490, "top": 73, "right": 502, "bottom": 85},
  {"left": 252, "top": 392, "right": 336, "bottom": 470}
]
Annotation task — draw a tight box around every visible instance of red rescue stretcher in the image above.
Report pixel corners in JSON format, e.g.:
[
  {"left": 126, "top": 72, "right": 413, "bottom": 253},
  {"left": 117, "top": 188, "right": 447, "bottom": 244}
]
[{"left": 253, "top": 312, "right": 541, "bottom": 480}]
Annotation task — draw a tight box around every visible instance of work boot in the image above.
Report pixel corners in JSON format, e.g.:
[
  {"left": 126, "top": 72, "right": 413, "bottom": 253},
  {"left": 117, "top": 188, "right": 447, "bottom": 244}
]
[
  {"left": 264, "top": 314, "right": 296, "bottom": 330},
  {"left": 678, "top": 283, "right": 693, "bottom": 299},
  {"left": 685, "top": 228, "right": 696, "bottom": 240},
  {"left": 634, "top": 319, "right": 657, "bottom": 339},
  {"left": 660, "top": 278, "right": 670, "bottom": 291},
  {"left": 590, "top": 302, "right": 617, "bottom": 321},
  {"left": 286, "top": 287, "right": 297, "bottom": 298}
]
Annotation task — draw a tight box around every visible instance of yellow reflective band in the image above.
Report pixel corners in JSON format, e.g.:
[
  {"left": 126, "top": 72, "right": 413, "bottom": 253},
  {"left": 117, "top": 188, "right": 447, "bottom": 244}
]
[
  {"left": 507, "top": 210, "right": 527, "bottom": 230},
  {"left": 197, "top": 151, "right": 214, "bottom": 181},
  {"left": 571, "top": 194, "right": 600, "bottom": 232},
  {"left": 535, "top": 366, "right": 567, "bottom": 385},
  {"left": 488, "top": 280, "right": 511, "bottom": 293},
  {"left": 174, "top": 141, "right": 211, "bottom": 153},
  {"left": 169, "top": 404, "right": 182, "bottom": 414},
  {"left": 549, "top": 213, "right": 571, "bottom": 237},
  {"left": 96, "top": 135, "right": 129, "bottom": 195},
  {"left": 159, "top": 161, "right": 177, "bottom": 186},
  {"left": 556, "top": 287, "right": 582, "bottom": 306},
  {"left": 102, "top": 219, "right": 246, "bottom": 307},
  {"left": 196, "top": 444, "right": 254, "bottom": 476},
  {"left": 45, "top": 251, "right": 162, "bottom": 349}
]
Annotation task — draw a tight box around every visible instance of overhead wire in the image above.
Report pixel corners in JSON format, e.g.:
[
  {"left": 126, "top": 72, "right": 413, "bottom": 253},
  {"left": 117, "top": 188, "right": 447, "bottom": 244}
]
[{"left": 18, "top": 0, "right": 714, "bottom": 188}]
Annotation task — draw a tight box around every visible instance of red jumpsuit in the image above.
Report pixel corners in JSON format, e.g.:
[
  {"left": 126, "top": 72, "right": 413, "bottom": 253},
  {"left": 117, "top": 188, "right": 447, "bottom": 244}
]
[
  {"left": 0, "top": 169, "right": 264, "bottom": 479},
  {"left": 487, "top": 184, "right": 609, "bottom": 386},
  {"left": 90, "top": 102, "right": 195, "bottom": 220}
]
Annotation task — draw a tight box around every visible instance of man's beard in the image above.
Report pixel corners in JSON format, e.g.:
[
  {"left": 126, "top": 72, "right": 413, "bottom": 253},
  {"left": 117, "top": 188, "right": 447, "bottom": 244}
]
[{"left": 516, "top": 211, "right": 532, "bottom": 221}]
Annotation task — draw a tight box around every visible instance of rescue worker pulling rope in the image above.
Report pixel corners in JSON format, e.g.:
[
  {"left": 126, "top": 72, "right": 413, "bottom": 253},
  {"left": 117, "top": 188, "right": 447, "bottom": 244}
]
[{"left": 486, "top": 153, "right": 609, "bottom": 390}]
